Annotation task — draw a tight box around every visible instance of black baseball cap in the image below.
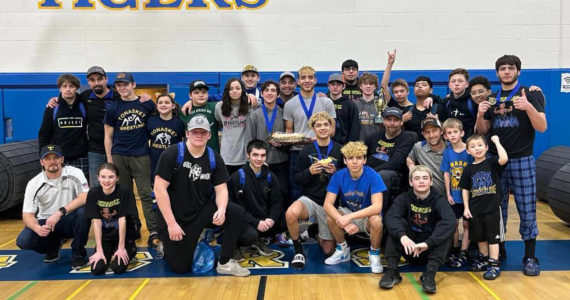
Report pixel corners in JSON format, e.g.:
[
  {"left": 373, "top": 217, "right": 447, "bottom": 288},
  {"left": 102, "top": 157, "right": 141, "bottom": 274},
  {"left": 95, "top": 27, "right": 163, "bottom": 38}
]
[
  {"left": 114, "top": 72, "right": 134, "bottom": 84},
  {"left": 382, "top": 107, "right": 403, "bottom": 119},
  {"left": 40, "top": 144, "right": 63, "bottom": 159},
  {"left": 421, "top": 117, "right": 442, "bottom": 130},
  {"left": 342, "top": 59, "right": 359, "bottom": 70},
  {"left": 87, "top": 66, "right": 106, "bottom": 77},
  {"left": 189, "top": 80, "right": 209, "bottom": 92}
]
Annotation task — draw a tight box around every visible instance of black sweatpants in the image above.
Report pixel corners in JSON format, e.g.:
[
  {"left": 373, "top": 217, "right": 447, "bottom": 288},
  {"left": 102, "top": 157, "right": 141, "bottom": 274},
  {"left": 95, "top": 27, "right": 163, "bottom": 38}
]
[
  {"left": 384, "top": 230, "right": 452, "bottom": 272},
  {"left": 91, "top": 235, "right": 137, "bottom": 275},
  {"left": 239, "top": 213, "right": 287, "bottom": 247},
  {"left": 158, "top": 201, "right": 245, "bottom": 274},
  {"left": 269, "top": 161, "right": 290, "bottom": 208}
]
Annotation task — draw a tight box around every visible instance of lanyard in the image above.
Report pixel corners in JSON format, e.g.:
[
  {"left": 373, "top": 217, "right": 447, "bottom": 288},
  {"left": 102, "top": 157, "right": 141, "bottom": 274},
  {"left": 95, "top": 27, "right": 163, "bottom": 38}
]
[
  {"left": 496, "top": 82, "right": 520, "bottom": 105},
  {"left": 261, "top": 103, "right": 277, "bottom": 133},
  {"left": 314, "top": 140, "right": 333, "bottom": 160},
  {"left": 299, "top": 93, "right": 317, "bottom": 120}
]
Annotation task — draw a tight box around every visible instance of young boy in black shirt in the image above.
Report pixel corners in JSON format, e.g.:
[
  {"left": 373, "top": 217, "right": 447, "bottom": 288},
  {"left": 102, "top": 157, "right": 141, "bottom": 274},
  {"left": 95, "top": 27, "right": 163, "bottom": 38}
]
[{"left": 459, "top": 134, "right": 508, "bottom": 280}]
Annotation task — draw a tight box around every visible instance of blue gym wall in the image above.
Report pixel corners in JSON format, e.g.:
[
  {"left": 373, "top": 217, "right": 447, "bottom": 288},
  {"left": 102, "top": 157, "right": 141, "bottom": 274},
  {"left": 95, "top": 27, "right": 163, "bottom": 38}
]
[{"left": 1, "top": 69, "right": 568, "bottom": 157}]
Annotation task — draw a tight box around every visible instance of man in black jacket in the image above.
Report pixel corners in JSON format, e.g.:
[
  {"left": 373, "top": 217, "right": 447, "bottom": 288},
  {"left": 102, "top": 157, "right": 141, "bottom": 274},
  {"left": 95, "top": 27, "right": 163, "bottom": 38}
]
[
  {"left": 229, "top": 140, "right": 285, "bottom": 259},
  {"left": 365, "top": 107, "right": 418, "bottom": 212},
  {"left": 380, "top": 165, "right": 455, "bottom": 294}
]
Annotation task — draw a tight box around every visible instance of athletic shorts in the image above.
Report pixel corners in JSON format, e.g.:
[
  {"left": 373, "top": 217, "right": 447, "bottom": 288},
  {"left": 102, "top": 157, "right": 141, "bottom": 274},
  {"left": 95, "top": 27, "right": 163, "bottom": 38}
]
[
  {"left": 338, "top": 207, "right": 374, "bottom": 235},
  {"left": 451, "top": 203, "right": 464, "bottom": 220},
  {"left": 298, "top": 196, "right": 332, "bottom": 240},
  {"left": 469, "top": 209, "right": 500, "bottom": 244}
]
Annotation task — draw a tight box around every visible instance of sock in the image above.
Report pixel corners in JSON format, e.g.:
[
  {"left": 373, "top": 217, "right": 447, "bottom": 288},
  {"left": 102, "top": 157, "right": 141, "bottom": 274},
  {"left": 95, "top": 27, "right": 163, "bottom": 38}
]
[
  {"left": 219, "top": 256, "right": 230, "bottom": 265},
  {"left": 307, "top": 223, "right": 319, "bottom": 239},
  {"left": 524, "top": 239, "right": 536, "bottom": 259},
  {"left": 338, "top": 241, "right": 348, "bottom": 251},
  {"left": 293, "top": 238, "right": 304, "bottom": 255},
  {"left": 370, "top": 248, "right": 380, "bottom": 255}
]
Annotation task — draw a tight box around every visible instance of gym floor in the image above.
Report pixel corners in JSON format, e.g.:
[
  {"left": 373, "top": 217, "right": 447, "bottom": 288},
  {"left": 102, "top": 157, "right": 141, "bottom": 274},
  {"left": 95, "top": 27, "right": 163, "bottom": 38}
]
[{"left": 0, "top": 197, "right": 569, "bottom": 300}]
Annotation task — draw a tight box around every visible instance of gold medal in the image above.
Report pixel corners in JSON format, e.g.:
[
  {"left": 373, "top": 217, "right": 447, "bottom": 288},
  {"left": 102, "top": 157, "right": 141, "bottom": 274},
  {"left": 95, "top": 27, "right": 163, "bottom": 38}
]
[
  {"left": 488, "top": 97, "right": 497, "bottom": 105},
  {"left": 513, "top": 95, "right": 520, "bottom": 101}
]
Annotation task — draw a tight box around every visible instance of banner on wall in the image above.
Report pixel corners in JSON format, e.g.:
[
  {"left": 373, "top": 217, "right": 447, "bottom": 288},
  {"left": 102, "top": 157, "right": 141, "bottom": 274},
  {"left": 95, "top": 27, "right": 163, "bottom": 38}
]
[
  {"left": 562, "top": 73, "right": 570, "bottom": 93},
  {"left": 38, "top": 0, "right": 269, "bottom": 10}
]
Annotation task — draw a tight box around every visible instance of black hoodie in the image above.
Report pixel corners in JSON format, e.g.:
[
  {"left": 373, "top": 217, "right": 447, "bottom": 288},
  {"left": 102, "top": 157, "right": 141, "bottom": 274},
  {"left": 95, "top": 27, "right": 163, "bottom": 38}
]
[
  {"left": 327, "top": 94, "right": 360, "bottom": 144},
  {"left": 385, "top": 189, "right": 455, "bottom": 248},
  {"left": 442, "top": 92, "right": 478, "bottom": 140},
  {"left": 228, "top": 164, "right": 283, "bottom": 227}
]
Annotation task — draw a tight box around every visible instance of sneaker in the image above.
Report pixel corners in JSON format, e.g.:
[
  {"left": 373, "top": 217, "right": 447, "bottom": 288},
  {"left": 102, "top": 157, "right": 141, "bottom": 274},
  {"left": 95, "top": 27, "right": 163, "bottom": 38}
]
[
  {"left": 324, "top": 245, "right": 350, "bottom": 265},
  {"left": 216, "top": 259, "right": 250, "bottom": 277},
  {"left": 369, "top": 252, "right": 383, "bottom": 274},
  {"left": 147, "top": 233, "right": 161, "bottom": 250},
  {"left": 252, "top": 239, "right": 273, "bottom": 257},
  {"left": 483, "top": 266, "right": 501, "bottom": 280},
  {"left": 379, "top": 267, "right": 402, "bottom": 289},
  {"left": 291, "top": 253, "right": 306, "bottom": 269},
  {"left": 448, "top": 251, "right": 468, "bottom": 268},
  {"left": 71, "top": 255, "right": 88, "bottom": 270},
  {"left": 44, "top": 240, "right": 63, "bottom": 263},
  {"left": 470, "top": 255, "right": 488, "bottom": 272},
  {"left": 233, "top": 248, "right": 245, "bottom": 263},
  {"left": 276, "top": 233, "right": 291, "bottom": 248},
  {"left": 523, "top": 257, "right": 540, "bottom": 276},
  {"left": 420, "top": 270, "right": 437, "bottom": 293}
]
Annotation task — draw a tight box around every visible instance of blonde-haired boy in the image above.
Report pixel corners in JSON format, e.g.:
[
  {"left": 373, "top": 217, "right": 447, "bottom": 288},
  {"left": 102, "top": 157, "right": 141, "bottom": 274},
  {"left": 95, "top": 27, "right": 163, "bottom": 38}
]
[{"left": 323, "top": 141, "right": 386, "bottom": 273}]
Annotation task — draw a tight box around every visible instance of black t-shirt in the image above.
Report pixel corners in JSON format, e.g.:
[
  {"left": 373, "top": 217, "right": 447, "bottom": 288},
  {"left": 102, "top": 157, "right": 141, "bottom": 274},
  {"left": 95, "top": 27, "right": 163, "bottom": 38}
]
[
  {"left": 442, "top": 92, "right": 478, "bottom": 140},
  {"left": 81, "top": 88, "right": 121, "bottom": 154},
  {"left": 155, "top": 144, "right": 229, "bottom": 223},
  {"left": 405, "top": 104, "right": 445, "bottom": 140},
  {"left": 365, "top": 129, "right": 418, "bottom": 175},
  {"left": 85, "top": 184, "right": 140, "bottom": 240},
  {"left": 343, "top": 83, "right": 362, "bottom": 101},
  {"left": 388, "top": 98, "right": 413, "bottom": 113},
  {"left": 458, "top": 157, "right": 504, "bottom": 214},
  {"left": 484, "top": 86, "right": 545, "bottom": 158}
]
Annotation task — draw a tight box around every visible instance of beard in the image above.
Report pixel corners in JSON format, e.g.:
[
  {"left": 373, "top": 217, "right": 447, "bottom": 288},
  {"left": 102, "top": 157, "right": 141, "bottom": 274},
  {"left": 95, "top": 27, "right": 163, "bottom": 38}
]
[
  {"left": 500, "top": 73, "right": 519, "bottom": 86},
  {"left": 45, "top": 165, "right": 60, "bottom": 174},
  {"left": 92, "top": 85, "right": 105, "bottom": 95}
]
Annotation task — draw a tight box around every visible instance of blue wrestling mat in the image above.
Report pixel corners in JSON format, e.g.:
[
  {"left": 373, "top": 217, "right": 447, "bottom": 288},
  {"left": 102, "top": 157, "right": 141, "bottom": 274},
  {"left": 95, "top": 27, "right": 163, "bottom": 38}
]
[{"left": 1, "top": 240, "right": 569, "bottom": 281}]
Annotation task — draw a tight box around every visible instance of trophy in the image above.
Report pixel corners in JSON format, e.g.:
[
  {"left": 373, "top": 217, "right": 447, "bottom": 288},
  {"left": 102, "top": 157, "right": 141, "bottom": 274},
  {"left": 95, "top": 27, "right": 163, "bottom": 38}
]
[{"left": 374, "top": 88, "right": 387, "bottom": 124}]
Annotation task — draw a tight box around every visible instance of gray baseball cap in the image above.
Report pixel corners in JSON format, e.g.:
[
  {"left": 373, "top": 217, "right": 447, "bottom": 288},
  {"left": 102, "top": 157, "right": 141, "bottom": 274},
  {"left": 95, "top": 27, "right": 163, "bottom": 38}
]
[
  {"left": 280, "top": 71, "right": 295, "bottom": 81},
  {"left": 187, "top": 114, "right": 211, "bottom": 132},
  {"left": 328, "top": 73, "right": 344, "bottom": 83},
  {"left": 87, "top": 66, "right": 106, "bottom": 77}
]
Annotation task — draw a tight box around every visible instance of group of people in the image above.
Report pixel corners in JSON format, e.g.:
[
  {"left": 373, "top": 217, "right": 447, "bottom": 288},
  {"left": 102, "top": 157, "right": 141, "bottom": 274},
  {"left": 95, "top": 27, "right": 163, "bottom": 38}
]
[{"left": 17, "top": 52, "right": 546, "bottom": 293}]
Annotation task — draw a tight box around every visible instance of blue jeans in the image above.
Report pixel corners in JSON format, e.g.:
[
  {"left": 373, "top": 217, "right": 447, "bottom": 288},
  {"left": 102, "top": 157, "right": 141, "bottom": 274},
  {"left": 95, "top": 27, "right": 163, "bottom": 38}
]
[
  {"left": 88, "top": 152, "right": 107, "bottom": 187},
  {"left": 16, "top": 207, "right": 89, "bottom": 258}
]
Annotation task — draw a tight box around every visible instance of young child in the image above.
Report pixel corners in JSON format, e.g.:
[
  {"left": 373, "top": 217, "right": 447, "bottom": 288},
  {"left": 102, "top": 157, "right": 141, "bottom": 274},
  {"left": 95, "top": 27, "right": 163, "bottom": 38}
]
[
  {"left": 440, "top": 118, "right": 473, "bottom": 268},
  {"left": 459, "top": 134, "right": 508, "bottom": 280},
  {"left": 215, "top": 78, "right": 251, "bottom": 175},
  {"left": 323, "top": 141, "right": 386, "bottom": 273},
  {"left": 147, "top": 93, "right": 185, "bottom": 180},
  {"left": 86, "top": 163, "right": 140, "bottom": 275}
]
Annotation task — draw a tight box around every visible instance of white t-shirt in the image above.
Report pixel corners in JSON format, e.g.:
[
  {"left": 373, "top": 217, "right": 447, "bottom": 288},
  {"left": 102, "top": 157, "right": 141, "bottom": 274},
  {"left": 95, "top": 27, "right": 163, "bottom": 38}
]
[{"left": 22, "top": 166, "right": 89, "bottom": 220}]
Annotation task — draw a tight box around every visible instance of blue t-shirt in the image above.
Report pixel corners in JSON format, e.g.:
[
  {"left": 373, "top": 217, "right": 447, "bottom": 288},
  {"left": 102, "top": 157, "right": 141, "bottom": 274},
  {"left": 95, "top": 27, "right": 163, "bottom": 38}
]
[
  {"left": 104, "top": 97, "right": 155, "bottom": 156},
  {"left": 440, "top": 145, "right": 473, "bottom": 204},
  {"left": 326, "top": 166, "right": 387, "bottom": 212},
  {"left": 147, "top": 115, "right": 185, "bottom": 178}
]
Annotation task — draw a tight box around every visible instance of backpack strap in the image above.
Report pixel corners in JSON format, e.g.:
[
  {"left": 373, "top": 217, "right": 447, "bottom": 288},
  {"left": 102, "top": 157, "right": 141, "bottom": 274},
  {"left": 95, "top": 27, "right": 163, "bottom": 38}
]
[
  {"left": 238, "top": 168, "right": 246, "bottom": 194},
  {"left": 467, "top": 98, "right": 475, "bottom": 118},
  {"left": 52, "top": 105, "right": 59, "bottom": 123},
  {"left": 52, "top": 102, "right": 87, "bottom": 123},
  {"left": 176, "top": 142, "right": 185, "bottom": 168},
  {"left": 267, "top": 172, "right": 272, "bottom": 185},
  {"left": 207, "top": 147, "right": 216, "bottom": 171}
]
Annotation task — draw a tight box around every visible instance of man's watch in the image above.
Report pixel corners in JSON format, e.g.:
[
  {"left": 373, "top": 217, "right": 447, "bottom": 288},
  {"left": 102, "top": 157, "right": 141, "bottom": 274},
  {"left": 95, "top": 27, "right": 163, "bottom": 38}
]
[{"left": 58, "top": 207, "right": 67, "bottom": 216}]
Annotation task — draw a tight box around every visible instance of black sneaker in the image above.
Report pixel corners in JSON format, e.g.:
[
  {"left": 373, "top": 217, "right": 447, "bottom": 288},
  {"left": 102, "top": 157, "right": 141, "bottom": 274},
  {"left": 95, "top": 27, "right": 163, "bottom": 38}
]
[
  {"left": 44, "top": 240, "right": 63, "bottom": 263},
  {"left": 252, "top": 239, "right": 273, "bottom": 257},
  {"left": 148, "top": 233, "right": 161, "bottom": 250},
  {"left": 379, "top": 267, "right": 402, "bottom": 289},
  {"left": 471, "top": 254, "right": 489, "bottom": 271},
  {"left": 420, "top": 270, "right": 437, "bottom": 293},
  {"left": 71, "top": 255, "right": 88, "bottom": 270}
]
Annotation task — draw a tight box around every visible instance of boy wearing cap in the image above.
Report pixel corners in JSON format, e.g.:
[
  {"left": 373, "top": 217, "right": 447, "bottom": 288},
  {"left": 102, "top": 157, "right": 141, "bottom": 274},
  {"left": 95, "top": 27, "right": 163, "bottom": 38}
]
[
  {"left": 104, "top": 72, "right": 160, "bottom": 249},
  {"left": 323, "top": 141, "right": 386, "bottom": 273},
  {"left": 284, "top": 66, "right": 336, "bottom": 202},
  {"left": 154, "top": 115, "right": 249, "bottom": 277},
  {"left": 341, "top": 59, "right": 362, "bottom": 101},
  {"left": 364, "top": 107, "right": 418, "bottom": 212},
  {"left": 39, "top": 74, "right": 89, "bottom": 179},
  {"left": 277, "top": 71, "right": 298, "bottom": 107},
  {"left": 179, "top": 80, "right": 220, "bottom": 153},
  {"left": 327, "top": 73, "right": 360, "bottom": 145},
  {"left": 242, "top": 65, "right": 261, "bottom": 100},
  {"left": 406, "top": 118, "right": 446, "bottom": 197},
  {"left": 17, "top": 145, "right": 90, "bottom": 270}
]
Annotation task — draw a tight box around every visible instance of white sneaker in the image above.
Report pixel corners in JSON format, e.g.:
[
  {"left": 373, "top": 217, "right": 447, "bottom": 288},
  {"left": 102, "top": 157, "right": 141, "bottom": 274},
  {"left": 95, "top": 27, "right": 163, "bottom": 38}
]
[
  {"left": 369, "top": 252, "right": 383, "bottom": 274},
  {"left": 216, "top": 259, "right": 250, "bottom": 277},
  {"left": 325, "top": 245, "right": 351, "bottom": 265}
]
